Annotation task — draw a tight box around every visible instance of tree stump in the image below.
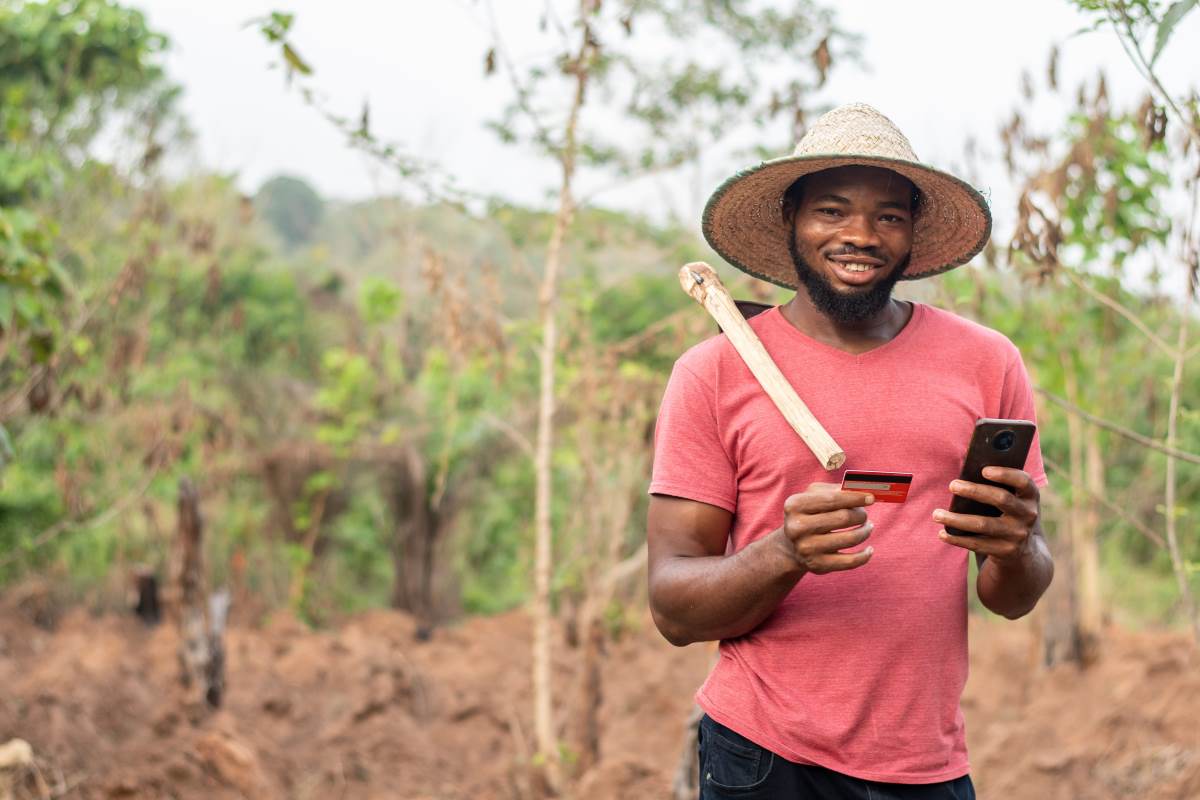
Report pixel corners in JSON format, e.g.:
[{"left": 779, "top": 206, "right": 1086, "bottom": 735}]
[
  {"left": 133, "top": 566, "right": 161, "bottom": 625},
  {"left": 172, "top": 478, "right": 227, "bottom": 708}
]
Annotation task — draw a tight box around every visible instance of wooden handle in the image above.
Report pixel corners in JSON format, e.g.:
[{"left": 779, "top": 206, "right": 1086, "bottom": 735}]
[{"left": 678, "top": 262, "right": 846, "bottom": 471}]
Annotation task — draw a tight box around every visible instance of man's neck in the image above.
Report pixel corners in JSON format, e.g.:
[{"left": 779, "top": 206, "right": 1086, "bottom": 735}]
[{"left": 779, "top": 291, "right": 912, "bottom": 355}]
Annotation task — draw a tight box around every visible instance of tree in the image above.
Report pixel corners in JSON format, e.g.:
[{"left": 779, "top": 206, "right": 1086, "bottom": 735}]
[
  {"left": 0, "top": 0, "right": 171, "bottom": 204},
  {"left": 996, "top": 0, "right": 1200, "bottom": 651},
  {"left": 479, "top": 0, "right": 853, "bottom": 785},
  {"left": 251, "top": 2, "right": 852, "bottom": 786},
  {"left": 255, "top": 174, "right": 325, "bottom": 247},
  {"left": 1, "top": 0, "right": 175, "bottom": 461},
  {"left": 1064, "top": 0, "right": 1200, "bottom": 646}
]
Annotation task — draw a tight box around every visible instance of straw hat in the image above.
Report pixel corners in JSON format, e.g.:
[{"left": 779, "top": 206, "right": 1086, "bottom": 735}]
[{"left": 702, "top": 103, "right": 992, "bottom": 288}]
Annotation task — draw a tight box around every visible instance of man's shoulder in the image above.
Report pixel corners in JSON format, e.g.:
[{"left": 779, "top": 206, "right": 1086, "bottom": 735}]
[
  {"left": 674, "top": 333, "right": 730, "bottom": 378},
  {"left": 917, "top": 303, "right": 1019, "bottom": 356},
  {"left": 673, "top": 306, "right": 777, "bottom": 379}
]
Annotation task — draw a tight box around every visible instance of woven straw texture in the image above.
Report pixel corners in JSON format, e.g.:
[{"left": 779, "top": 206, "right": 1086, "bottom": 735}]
[{"left": 702, "top": 104, "right": 992, "bottom": 288}]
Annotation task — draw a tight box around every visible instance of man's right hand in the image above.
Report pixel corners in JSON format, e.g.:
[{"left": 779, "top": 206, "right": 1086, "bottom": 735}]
[
  {"left": 647, "top": 485, "right": 874, "bottom": 645},
  {"left": 779, "top": 483, "right": 875, "bottom": 575}
]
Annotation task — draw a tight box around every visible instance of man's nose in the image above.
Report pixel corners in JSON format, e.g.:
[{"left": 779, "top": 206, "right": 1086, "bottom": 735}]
[{"left": 839, "top": 214, "right": 883, "bottom": 249}]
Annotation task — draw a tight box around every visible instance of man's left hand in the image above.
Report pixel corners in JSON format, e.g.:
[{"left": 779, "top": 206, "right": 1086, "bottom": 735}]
[{"left": 932, "top": 467, "right": 1040, "bottom": 566}]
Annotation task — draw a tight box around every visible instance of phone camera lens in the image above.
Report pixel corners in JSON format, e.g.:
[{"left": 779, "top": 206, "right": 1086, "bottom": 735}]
[{"left": 994, "top": 430, "right": 1015, "bottom": 451}]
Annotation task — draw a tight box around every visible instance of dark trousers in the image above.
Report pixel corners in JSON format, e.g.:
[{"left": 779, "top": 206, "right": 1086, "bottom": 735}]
[{"left": 698, "top": 715, "right": 976, "bottom": 799}]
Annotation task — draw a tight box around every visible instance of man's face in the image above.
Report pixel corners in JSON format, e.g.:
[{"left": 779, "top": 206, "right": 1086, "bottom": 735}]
[{"left": 788, "top": 166, "right": 916, "bottom": 324}]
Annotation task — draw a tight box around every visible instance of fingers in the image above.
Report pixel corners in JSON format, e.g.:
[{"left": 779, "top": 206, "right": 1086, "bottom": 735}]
[
  {"left": 796, "top": 521, "right": 873, "bottom": 556},
  {"left": 785, "top": 485, "right": 874, "bottom": 516},
  {"left": 787, "top": 506, "right": 869, "bottom": 537},
  {"left": 806, "top": 547, "right": 874, "bottom": 574},
  {"left": 937, "top": 530, "right": 1025, "bottom": 562},
  {"left": 932, "top": 508, "right": 1007, "bottom": 536},
  {"left": 782, "top": 484, "right": 876, "bottom": 576},
  {"left": 978, "top": 467, "right": 1039, "bottom": 499},
  {"left": 790, "top": 522, "right": 873, "bottom": 574},
  {"left": 945, "top": 479, "right": 1035, "bottom": 522}
]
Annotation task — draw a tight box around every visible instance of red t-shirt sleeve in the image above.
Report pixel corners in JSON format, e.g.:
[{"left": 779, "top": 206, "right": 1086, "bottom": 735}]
[
  {"left": 649, "top": 359, "right": 737, "bottom": 513},
  {"left": 999, "top": 346, "right": 1049, "bottom": 488}
]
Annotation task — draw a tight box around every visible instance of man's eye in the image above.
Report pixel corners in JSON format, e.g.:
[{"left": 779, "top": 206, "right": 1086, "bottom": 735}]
[
  {"left": 881, "top": 214, "right": 907, "bottom": 223},
  {"left": 817, "top": 207, "right": 842, "bottom": 217}
]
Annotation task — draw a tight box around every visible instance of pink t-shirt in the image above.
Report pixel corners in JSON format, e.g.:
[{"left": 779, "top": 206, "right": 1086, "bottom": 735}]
[{"left": 649, "top": 303, "right": 1047, "bottom": 784}]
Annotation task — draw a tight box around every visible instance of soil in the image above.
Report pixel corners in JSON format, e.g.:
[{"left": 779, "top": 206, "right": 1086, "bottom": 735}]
[{"left": 1, "top": 593, "right": 1197, "bottom": 799}]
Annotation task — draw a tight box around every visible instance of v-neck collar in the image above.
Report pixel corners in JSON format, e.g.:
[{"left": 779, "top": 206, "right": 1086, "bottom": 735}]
[{"left": 765, "top": 302, "right": 925, "bottom": 364}]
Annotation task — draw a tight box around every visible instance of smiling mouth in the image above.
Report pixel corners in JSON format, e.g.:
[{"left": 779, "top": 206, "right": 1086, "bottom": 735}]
[{"left": 827, "top": 256, "right": 886, "bottom": 273}]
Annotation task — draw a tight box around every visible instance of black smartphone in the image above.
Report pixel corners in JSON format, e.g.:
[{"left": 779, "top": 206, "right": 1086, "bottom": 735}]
[{"left": 946, "top": 418, "right": 1036, "bottom": 537}]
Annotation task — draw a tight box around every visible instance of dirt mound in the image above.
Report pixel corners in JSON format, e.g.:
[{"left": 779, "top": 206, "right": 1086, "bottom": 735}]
[
  {"left": 964, "top": 618, "right": 1200, "bottom": 800},
  {"left": 0, "top": 595, "right": 1197, "bottom": 799}
]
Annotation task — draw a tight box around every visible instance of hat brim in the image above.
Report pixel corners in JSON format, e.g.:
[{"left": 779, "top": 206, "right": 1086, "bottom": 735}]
[{"left": 701, "top": 154, "right": 992, "bottom": 289}]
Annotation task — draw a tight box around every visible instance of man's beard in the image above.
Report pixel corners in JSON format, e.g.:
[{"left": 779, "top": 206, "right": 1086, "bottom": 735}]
[{"left": 788, "top": 236, "right": 909, "bottom": 324}]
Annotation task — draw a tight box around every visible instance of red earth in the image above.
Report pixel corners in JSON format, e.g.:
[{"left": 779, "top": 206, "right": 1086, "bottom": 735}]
[{"left": 1, "top": 592, "right": 1197, "bottom": 799}]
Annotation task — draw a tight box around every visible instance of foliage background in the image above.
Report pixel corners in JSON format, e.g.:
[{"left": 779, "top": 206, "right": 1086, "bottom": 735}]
[{"left": 0, "top": 0, "right": 1197, "bottom": 639}]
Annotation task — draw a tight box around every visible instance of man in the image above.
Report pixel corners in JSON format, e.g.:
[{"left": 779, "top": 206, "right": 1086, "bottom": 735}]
[{"left": 647, "top": 104, "right": 1053, "bottom": 798}]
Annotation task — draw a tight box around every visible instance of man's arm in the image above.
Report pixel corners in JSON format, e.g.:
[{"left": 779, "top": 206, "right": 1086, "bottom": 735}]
[
  {"left": 647, "top": 485, "right": 874, "bottom": 646},
  {"left": 933, "top": 466, "right": 1054, "bottom": 620}
]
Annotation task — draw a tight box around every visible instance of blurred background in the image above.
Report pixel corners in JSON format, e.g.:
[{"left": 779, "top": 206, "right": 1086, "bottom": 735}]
[{"left": 0, "top": 1, "right": 1198, "bottom": 798}]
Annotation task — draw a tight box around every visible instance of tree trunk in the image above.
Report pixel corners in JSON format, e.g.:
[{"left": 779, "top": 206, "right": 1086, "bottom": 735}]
[
  {"left": 569, "top": 602, "right": 604, "bottom": 775},
  {"left": 671, "top": 704, "right": 705, "bottom": 800},
  {"left": 1038, "top": 359, "right": 1095, "bottom": 668},
  {"left": 566, "top": 341, "right": 604, "bottom": 777},
  {"left": 531, "top": 7, "right": 592, "bottom": 788},
  {"left": 386, "top": 445, "right": 437, "bottom": 636},
  {"left": 531, "top": 189, "right": 567, "bottom": 787},
  {"left": 1038, "top": 492, "right": 1082, "bottom": 667},
  {"left": 133, "top": 566, "right": 161, "bottom": 626},
  {"left": 174, "top": 477, "right": 223, "bottom": 706},
  {"left": 1062, "top": 359, "right": 1100, "bottom": 664},
  {"left": 205, "top": 590, "right": 230, "bottom": 708},
  {"left": 1164, "top": 313, "right": 1200, "bottom": 644},
  {"left": 1080, "top": 425, "right": 1105, "bottom": 638}
]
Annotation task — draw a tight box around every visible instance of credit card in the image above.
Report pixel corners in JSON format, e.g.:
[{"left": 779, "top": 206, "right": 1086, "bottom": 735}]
[{"left": 840, "top": 471, "right": 914, "bottom": 503}]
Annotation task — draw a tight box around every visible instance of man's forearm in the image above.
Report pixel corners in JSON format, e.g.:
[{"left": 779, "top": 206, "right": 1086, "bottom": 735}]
[
  {"left": 976, "top": 529, "right": 1054, "bottom": 619},
  {"left": 650, "top": 528, "right": 804, "bottom": 646}
]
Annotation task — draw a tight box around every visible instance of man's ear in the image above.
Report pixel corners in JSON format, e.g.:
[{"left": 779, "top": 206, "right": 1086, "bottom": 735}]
[
  {"left": 910, "top": 186, "right": 924, "bottom": 219},
  {"left": 781, "top": 193, "right": 799, "bottom": 227},
  {"left": 781, "top": 176, "right": 806, "bottom": 226}
]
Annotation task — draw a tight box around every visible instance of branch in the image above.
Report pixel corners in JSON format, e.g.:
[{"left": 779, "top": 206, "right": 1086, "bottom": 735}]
[
  {"left": 599, "top": 541, "right": 647, "bottom": 592},
  {"left": 250, "top": 15, "right": 466, "bottom": 205},
  {"left": 1036, "top": 387, "right": 1200, "bottom": 465},
  {"left": 1108, "top": 4, "right": 1200, "bottom": 152},
  {"left": 574, "top": 153, "right": 692, "bottom": 210},
  {"left": 607, "top": 305, "right": 696, "bottom": 356},
  {"left": 1041, "top": 453, "right": 1165, "bottom": 548},
  {"left": 483, "top": 0, "right": 557, "bottom": 152},
  {"left": 480, "top": 412, "right": 534, "bottom": 459},
  {"left": 1062, "top": 268, "right": 1177, "bottom": 357}
]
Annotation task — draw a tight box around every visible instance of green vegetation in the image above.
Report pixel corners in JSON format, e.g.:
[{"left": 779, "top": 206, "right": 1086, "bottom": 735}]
[
  {"left": 255, "top": 174, "right": 325, "bottom": 247},
  {"left": 0, "top": 0, "right": 1196, "bottom": 638}
]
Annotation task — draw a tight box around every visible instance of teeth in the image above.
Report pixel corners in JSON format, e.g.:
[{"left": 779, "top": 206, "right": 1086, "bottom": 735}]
[{"left": 843, "top": 263, "right": 874, "bottom": 272}]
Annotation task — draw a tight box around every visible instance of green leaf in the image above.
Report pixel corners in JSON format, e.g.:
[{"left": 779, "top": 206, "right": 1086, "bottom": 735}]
[
  {"left": 380, "top": 422, "right": 402, "bottom": 445},
  {"left": 359, "top": 277, "right": 402, "bottom": 325},
  {"left": 270, "top": 11, "right": 295, "bottom": 34},
  {"left": 0, "top": 422, "right": 14, "bottom": 469},
  {"left": 282, "top": 43, "right": 312, "bottom": 76},
  {"left": 0, "top": 285, "right": 12, "bottom": 329},
  {"left": 13, "top": 288, "right": 40, "bottom": 322},
  {"left": 1152, "top": 0, "right": 1198, "bottom": 64}
]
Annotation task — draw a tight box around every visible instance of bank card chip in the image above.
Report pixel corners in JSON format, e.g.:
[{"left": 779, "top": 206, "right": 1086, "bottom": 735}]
[{"left": 840, "top": 471, "right": 914, "bottom": 503}]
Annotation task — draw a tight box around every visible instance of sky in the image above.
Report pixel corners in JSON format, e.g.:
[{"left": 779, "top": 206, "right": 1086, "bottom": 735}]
[{"left": 134, "top": 0, "right": 1200, "bottom": 233}]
